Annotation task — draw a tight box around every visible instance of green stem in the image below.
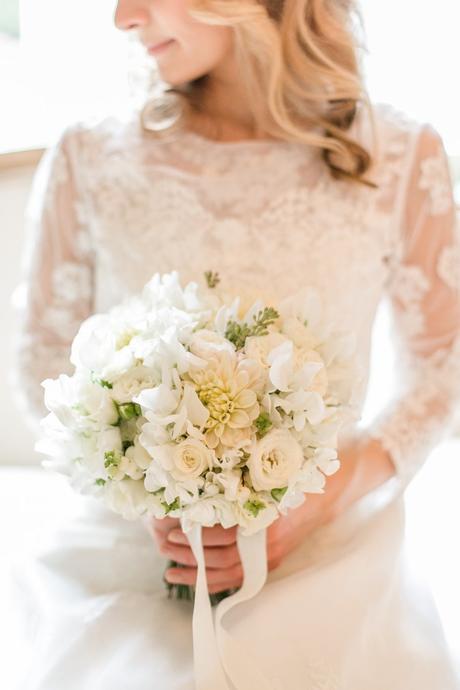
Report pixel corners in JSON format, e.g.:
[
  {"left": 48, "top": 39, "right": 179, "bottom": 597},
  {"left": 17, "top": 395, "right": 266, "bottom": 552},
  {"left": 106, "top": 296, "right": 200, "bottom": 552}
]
[{"left": 163, "top": 560, "right": 240, "bottom": 606}]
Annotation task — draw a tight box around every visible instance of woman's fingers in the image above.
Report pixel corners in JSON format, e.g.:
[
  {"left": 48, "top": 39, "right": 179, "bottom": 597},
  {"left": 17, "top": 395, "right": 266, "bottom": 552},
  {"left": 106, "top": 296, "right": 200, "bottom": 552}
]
[
  {"left": 159, "top": 536, "right": 241, "bottom": 568},
  {"left": 152, "top": 516, "right": 181, "bottom": 534},
  {"left": 201, "top": 525, "right": 237, "bottom": 546},
  {"left": 165, "top": 563, "right": 244, "bottom": 589},
  {"left": 164, "top": 524, "right": 238, "bottom": 547}
]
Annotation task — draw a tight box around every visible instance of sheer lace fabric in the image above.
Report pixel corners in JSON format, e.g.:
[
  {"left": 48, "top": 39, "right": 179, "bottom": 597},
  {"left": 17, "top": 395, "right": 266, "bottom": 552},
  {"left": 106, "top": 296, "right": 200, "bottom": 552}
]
[{"left": 11, "top": 101, "right": 460, "bottom": 496}]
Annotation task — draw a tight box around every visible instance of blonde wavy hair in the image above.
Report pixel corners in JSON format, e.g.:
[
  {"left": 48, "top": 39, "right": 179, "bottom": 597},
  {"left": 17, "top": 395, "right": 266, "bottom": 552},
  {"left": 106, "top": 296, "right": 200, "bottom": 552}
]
[{"left": 142, "top": 0, "right": 379, "bottom": 189}]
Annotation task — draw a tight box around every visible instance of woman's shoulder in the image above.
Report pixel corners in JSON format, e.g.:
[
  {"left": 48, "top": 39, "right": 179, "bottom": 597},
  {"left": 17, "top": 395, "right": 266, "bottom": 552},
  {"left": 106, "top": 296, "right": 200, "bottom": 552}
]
[
  {"left": 51, "top": 111, "right": 147, "bottom": 164},
  {"left": 352, "top": 100, "right": 445, "bottom": 179}
]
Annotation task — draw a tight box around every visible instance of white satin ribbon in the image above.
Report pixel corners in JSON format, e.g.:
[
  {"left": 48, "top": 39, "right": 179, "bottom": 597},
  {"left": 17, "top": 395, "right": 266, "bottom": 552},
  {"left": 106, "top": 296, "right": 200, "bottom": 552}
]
[{"left": 187, "top": 523, "right": 276, "bottom": 690}]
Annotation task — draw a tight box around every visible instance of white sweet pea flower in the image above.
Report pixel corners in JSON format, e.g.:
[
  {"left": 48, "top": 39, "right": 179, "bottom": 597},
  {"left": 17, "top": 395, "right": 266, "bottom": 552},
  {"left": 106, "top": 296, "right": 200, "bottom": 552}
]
[
  {"left": 266, "top": 339, "right": 295, "bottom": 392},
  {"left": 235, "top": 499, "right": 279, "bottom": 536},
  {"left": 280, "top": 316, "right": 318, "bottom": 350},
  {"left": 181, "top": 495, "right": 238, "bottom": 532},
  {"left": 188, "top": 328, "right": 235, "bottom": 359},
  {"left": 296, "top": 458, "right": 327, "bottom": 494},
  {"left": 275, "top": 389, "right": 326, "bottom": 429},
  {"left": 247, "top": 428, "right": 304, "bottom": 491},
  {"left": 134, "top": 382, "right": 180, "bottom": 416},
  {"left": 313, "top": 447, "right": 341, "bottom": 476},
  {"left": 206, "top": 469, "right": 249, "bottom": 503},
  {"left": 125, "top": 438, "right": 152, "bottom": 471},
  {"left": 104, "top": 478, "right": 150, "bottom": 520}
]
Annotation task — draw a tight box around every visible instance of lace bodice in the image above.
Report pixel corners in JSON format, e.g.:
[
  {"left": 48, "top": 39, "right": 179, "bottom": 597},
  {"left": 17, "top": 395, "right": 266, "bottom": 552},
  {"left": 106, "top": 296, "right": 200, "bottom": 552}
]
[{"left": 11, "top": 100, "right": 460, "bottom": 496}]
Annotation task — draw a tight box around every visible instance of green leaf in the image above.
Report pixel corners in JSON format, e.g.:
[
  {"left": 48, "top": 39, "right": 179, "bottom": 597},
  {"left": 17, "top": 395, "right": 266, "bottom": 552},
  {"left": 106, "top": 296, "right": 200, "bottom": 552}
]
[
  {"left": 270, "top": 487, "right": 288, "bottom": 502},
  {"left": 95, "top": 478, "right": 106, "bottom": 486},
  {"left": 225, "top": 307, "right": 280, "bottom": 350}
]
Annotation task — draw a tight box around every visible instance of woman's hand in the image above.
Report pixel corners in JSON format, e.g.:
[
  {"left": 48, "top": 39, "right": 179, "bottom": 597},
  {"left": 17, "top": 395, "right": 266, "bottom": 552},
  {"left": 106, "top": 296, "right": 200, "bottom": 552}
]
[{"left": 146, "top": 435, "right": 396, "bottom": 594}]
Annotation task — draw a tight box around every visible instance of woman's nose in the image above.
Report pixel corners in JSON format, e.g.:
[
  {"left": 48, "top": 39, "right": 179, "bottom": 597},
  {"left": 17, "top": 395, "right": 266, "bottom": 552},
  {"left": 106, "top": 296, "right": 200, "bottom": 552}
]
[{"left": 114, "top": 1, "right": 150, "bottom": 31}]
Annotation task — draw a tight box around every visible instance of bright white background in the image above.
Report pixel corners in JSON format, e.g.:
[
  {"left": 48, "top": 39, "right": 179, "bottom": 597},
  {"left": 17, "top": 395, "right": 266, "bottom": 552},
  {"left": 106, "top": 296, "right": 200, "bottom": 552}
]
[
  {"left": 0, "top": 0, "right": 459, "bottom": 158},
  {"left": 0, "top": 0, "right": 459, "bottom": 683}
]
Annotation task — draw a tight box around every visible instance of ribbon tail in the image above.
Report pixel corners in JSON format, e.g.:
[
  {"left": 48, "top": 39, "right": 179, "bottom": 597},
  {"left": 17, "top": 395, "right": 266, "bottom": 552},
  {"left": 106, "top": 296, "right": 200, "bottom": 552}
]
[
  {"left": 187, "top": 523, "right": 232, "bottom": 690},
  {"left": 214, "top": 527, "right": 277, "bottom": 690}
]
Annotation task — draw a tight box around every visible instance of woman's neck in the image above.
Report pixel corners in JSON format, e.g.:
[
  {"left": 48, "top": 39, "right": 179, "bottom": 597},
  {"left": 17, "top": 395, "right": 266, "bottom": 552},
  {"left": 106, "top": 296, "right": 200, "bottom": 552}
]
[{"left": 181, "top": 59, "right": 274, "bottom": 143}]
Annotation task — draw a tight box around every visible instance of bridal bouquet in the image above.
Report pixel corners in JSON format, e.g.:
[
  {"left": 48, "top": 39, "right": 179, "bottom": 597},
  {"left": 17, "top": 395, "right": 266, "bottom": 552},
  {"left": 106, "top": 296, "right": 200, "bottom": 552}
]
[{"left": 35, "top": 270, "right": 360, "bottom": 605}]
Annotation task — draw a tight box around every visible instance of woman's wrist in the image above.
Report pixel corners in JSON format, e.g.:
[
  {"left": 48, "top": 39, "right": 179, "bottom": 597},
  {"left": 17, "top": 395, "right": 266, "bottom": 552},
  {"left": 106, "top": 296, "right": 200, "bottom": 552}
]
[{"left": 323, "top": 434, "right": 397, "bottom": 522}]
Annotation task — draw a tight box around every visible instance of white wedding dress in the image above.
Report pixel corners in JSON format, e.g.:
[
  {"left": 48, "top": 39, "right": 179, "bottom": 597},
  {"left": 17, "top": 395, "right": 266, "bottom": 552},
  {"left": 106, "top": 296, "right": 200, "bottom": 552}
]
[{"left": 6, "top": 100, "right": 460, "bottom": 689}]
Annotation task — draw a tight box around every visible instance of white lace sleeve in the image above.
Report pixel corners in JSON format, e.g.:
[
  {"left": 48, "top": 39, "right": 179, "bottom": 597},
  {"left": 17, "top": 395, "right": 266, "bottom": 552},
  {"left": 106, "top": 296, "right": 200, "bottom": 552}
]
[
  {"left": 10, "top": 125, "right": 94, "bottom": 435},
  {"left": 365, "top": 123, "right": 460, "bottom": 491}
]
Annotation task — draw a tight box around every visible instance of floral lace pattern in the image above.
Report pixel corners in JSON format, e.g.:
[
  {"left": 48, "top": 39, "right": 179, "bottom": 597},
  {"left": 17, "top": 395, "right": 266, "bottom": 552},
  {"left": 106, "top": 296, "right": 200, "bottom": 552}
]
[
  {"left": 419, "top": 149, "right": 454, "bottom": 215},
  {"left": 11, "top": 101, "right": 460, "bottom": 497}
]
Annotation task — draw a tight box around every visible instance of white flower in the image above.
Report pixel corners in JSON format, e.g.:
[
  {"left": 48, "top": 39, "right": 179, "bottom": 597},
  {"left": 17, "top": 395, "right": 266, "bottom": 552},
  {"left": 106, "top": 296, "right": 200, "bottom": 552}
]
[
  {"left": 185, "top": 350, "right": 261, "bottom": 453},
  {"left": 135, "top": 382, "right": 180, "bottom": 416},
  {"left": 295, "top": 458, "right": 327, "bottom": 494},
  {"left": 205, "top": 469, "right": 250, "bottom": 503},
  {"left": 125, "top": 438, "right": 152, "bottom": 471},
  {"left": 181, "top": 495, "right": 238, "bottom": 532},
  {"left": 111, "top": 365, "right": 159, "bottom": 404},
  {"left": 235, "top": 499, "right": 279, "bottom": 536},
  {"left": 171, "top": 438, "right": 215, "bottom": 481},
  {"left": 244, "top": 332, "right": 289, "bottom": 369},
  {"left": 247, "top": 428, "right": 304, "bottom": 491},
  {"left": 313, "top": 447, "right": 341, "bottom": 476},
  {"left": 274, "top": 388, "right": 326, "bottom": 429},
  {"left": 104, "top": 478, "right": 150, "bottom": 520},
  {"left": 146, "top": 439, "right": 214, "bottom": 482},
  {"left": 266, "top": 340, "right": 328, "bottom": 396},
  {"left": 188, "top": 329, "right": 235, "bottom": 359}
]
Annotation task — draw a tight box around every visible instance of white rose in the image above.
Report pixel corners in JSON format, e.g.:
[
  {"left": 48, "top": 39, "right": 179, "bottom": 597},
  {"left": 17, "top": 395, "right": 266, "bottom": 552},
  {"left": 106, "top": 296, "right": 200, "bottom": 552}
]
[
  {"left": 171, "top": 438, "right": 215, "bottom": 481},
  {"left": 248, "top": 428, "right": 304, "bottom": 491},
  {"left": 188, "top": 329, "right": 235, "bottom": 359}
]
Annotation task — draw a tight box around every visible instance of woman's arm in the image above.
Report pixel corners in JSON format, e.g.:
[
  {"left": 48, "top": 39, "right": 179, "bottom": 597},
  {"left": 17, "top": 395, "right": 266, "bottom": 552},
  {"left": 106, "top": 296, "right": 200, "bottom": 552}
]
[
  {"left": 364, "top": 123, "right": 460, "bottom": 492},
  {"left": 10, "top": 124, "right": 95, "bottom": 435}
]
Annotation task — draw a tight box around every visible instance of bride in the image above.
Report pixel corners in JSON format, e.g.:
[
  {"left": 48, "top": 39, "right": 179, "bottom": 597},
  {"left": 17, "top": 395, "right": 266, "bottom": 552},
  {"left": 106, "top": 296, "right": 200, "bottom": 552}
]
[{"left": 8, "top": 0, "right": 460, "bottom": 688}]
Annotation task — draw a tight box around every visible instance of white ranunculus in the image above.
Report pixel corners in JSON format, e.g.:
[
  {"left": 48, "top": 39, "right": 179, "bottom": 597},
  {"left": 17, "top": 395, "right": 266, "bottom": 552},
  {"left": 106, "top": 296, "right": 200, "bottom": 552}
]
[
  {"left": 247, "top": 428, "right": 304, "bottom": 491},
  {"left": 188, "top": 328, "right": 235, "bottom": 359},
  {"left": 111, "top": 365, "right": 159, "bottom": 404}
]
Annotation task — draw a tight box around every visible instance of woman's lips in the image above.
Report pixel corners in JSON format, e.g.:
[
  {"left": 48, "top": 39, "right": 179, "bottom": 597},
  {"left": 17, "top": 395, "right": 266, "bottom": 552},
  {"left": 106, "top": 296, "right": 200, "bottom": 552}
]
[{"left": 147, "top": 39, "right": 175, "bottom": 56}]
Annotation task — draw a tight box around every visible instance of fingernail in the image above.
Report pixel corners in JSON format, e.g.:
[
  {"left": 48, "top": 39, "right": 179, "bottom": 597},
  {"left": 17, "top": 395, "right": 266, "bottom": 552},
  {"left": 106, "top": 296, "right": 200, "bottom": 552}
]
[{"left": 168, "top": 530, "right": 186, "bottom": 544}]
